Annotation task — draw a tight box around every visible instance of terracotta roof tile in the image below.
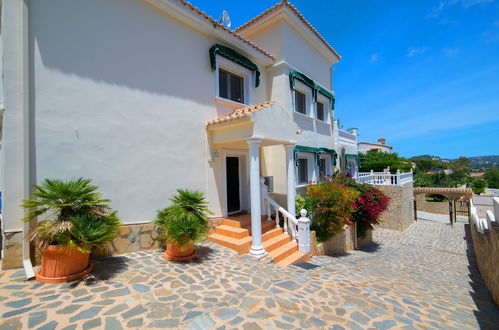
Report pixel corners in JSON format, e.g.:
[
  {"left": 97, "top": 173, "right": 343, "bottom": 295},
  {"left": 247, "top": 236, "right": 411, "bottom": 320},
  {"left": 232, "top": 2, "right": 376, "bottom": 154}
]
[
  {"left": 206, "top": 101, "right": 275, "bottom": 126},
  {"left": 177, "top": 0, "right": 274, "bottom": 60},
  {"left": 236, "top": 0, "right": 340, "bottom": 59}
]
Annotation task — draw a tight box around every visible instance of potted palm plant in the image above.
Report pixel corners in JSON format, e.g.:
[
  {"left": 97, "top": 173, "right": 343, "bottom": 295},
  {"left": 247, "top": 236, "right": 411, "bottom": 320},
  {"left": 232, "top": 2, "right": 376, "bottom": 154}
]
[
  {"left": 154, "top": 189, "right": 211, "bottom": 261},
  {"left": 21, "top": 178, "right": 120, "bottom": 283}
]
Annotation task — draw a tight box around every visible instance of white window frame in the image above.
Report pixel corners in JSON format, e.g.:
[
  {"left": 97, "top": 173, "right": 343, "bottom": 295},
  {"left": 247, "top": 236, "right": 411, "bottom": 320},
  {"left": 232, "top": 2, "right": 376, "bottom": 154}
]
[
  {"left": 318, "top": 154, "right": 332, "bottom": 177},
  {"left": 214, "top": 56, "right": 252, "bottom": 106},
  {"left": 293, "top": 81, "right": 313, "bottom": 119},
  {"left": 315, "top": 94, "right": 330, "bottom": 124},
  {"left": 295, "top": 152, "right": 316, "bottom": 187}
]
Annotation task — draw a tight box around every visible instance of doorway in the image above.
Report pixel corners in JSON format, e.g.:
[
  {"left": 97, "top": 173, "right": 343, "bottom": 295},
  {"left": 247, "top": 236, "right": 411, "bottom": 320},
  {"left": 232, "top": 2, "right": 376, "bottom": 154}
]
[{"left": 226, "top": 156, "right": 241, "bottom": 214}]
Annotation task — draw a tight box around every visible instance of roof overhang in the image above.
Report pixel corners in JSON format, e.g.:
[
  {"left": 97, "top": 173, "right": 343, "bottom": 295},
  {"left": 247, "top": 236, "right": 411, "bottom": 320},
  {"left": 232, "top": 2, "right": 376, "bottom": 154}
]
[
  {"left": 207, "top": 102, "right": 298, "bottom": 145},
  {"left": 143, "top": 0, "right": 274, "bottom": 67},
  {"left": 236, "top": 2, "right": 340, "bottom": 65}
]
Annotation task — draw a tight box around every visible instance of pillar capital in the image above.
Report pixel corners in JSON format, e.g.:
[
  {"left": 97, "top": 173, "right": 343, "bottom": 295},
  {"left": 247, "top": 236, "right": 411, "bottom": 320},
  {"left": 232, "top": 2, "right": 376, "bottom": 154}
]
[
  {"left": 245, "top": 137, "right": 263, "bottom": 148},
  {"left": 284, "top": 143, "right": 296, "bottom": 151}
]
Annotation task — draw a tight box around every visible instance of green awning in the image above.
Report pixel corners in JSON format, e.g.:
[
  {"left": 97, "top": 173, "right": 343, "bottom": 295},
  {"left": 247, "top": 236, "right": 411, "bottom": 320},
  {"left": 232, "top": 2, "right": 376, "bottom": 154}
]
[
  {"left": 320, "top": 147, "right": 337, "bottom": 154},
  {"left": 345, "top": 154, "right": 360, "bottom": 158},
  {"left": 209, "top": 44, "right": 260, "bottom": 88},
  {"left": 289, "top": 71, "right": 317, "bottom": 100},
  {"left": 295, "top": 145, "right": 336, "bottom": 167},
  {"left": 289, "top": 70, "right": 336, "bottom": 110}
]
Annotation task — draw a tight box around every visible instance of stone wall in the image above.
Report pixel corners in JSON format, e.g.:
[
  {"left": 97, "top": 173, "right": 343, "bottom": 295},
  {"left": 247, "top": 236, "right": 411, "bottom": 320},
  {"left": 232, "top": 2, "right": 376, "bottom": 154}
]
[
  {"left": 470, "top": 201, "right": 499, "bottom": 306},
  {"left": 92, "top": 223, "right": 162, "bottom": 258},
  {"left": 377, "top": 182, "right": 415, "bottom": 231},
  {"left": 1, "top": 231, "right": 24, "bottom": 269},
  {"left": 415, "top": 194, "right": 449, "bottom": 215}
]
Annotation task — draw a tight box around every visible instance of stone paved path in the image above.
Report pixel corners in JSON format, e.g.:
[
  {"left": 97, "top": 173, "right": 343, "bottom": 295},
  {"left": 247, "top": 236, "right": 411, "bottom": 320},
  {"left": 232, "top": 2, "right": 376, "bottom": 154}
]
[{"left": 1, "top": 220, "right": 498, "bottom": 329}]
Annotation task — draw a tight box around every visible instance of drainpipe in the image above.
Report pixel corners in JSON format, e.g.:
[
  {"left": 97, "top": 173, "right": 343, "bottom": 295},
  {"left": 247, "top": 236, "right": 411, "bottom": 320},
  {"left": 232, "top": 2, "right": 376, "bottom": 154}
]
[{"left": 20, "top": 0, "right": 35, "bottom": 279}]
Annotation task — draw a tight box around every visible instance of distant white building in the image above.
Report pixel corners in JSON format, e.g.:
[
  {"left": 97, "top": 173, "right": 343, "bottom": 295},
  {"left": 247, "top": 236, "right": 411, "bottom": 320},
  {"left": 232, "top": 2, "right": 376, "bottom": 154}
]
[{"left": 358, "top": 138, "right": 393, "bottom": 154}]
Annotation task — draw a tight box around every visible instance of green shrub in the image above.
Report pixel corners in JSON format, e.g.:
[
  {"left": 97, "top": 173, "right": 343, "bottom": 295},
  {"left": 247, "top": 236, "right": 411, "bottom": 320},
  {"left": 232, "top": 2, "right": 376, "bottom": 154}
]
[
  {"left": 154, "top": 189, "right": 211, "bottom": 249},
  {"left": 334, "top": 174, "right": 389, "bottom": 238},
  {"left": 305, "top": 179, "right": 359, "bottom": 242},
  {"left": 21, "top": 178, "right": 121, "bottom": 252}
]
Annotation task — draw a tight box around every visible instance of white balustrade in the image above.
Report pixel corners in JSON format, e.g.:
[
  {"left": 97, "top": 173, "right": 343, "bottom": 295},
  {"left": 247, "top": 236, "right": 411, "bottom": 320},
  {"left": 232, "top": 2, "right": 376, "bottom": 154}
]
[
  {"left": 261, "top": 178, "right": 311, "bottom": 253},
  {"left": 357, "top": 169, "right": 413, "bottom": 186}
]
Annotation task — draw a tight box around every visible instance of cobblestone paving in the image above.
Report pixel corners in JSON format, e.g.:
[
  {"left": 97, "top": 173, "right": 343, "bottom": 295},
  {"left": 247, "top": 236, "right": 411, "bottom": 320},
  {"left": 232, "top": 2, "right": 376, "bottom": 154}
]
[{"left": 1, "top": 220, "right": 498, "bottom": 329}]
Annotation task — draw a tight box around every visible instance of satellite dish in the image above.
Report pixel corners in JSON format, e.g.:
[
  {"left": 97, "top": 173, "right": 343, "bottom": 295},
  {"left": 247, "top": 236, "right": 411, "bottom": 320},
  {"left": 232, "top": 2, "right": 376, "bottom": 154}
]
[{"left": 220, "top": 10, "right": 231, "bottom": 28}]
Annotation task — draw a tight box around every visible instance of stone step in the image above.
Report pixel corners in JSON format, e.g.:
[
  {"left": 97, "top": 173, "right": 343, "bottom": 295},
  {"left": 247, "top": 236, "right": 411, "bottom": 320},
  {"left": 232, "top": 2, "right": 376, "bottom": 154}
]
[
  {"left": 268, "top": 241, "right": 298, "bottom": 264},
  {"left": 262, "top": 228, "right": 283, "bottom": 241},
  {"left": 207, "top": 234, "right": 252, "bottom": 255},
  {"left": 214, "top": 225, "right": 249, "bottom": 239},
  {"left": 275, "top": 251, "right": 310, "bottom": 267},
  {"left": 263, "top": 234, "right": 291, "bottom": 253},
  {"left": 244, "top": 221, "right": 276, "bottom": 234}
]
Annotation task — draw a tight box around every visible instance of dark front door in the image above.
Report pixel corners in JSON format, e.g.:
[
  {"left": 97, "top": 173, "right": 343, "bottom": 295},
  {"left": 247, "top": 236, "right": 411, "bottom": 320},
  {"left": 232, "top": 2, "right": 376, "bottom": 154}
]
[{"left": 226, "top": 156, "right": 241, "bottom": 214}]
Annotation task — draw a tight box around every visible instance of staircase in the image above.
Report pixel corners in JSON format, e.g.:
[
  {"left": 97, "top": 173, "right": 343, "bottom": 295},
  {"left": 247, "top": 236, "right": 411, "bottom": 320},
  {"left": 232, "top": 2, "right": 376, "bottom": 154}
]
[{"left": 208, "top": 213, "right": 310, "bottom": 266}]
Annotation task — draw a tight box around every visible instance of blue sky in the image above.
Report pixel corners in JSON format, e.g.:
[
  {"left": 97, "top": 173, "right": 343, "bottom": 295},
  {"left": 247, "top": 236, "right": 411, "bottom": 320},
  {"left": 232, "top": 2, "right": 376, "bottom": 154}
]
[{"left": 195, "top": 0, "right": 499, "bottom": 158}]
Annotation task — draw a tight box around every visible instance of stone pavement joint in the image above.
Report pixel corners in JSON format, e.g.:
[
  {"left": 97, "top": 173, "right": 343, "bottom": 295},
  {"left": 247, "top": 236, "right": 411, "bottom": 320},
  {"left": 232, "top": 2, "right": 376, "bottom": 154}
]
[{"left": 0, "top": 220, "right": 498, "bottom": 329}]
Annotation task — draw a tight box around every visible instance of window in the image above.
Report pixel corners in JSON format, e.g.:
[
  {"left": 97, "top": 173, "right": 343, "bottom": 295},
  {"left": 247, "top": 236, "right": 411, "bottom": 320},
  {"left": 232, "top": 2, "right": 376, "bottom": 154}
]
[
  {"left": 295, "top": 90, "right": 306, "bottom": 114},
  {"left": 297, "top": 158, "right": 308, "bottom": 184},
  {"left": 319, "top": 158, "right": 326, "bottom": 177},
  {"left": 316, "top": 102, "right": 325, "bottom": 121},
  {"left": 219, "top": 69, "right": 244, "bottom": 103}
]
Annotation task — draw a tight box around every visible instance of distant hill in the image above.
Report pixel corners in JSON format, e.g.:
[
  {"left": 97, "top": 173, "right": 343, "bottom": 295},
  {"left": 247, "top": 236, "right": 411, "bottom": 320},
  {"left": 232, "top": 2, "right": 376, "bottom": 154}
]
[
  {"left": 469, "top": 156, "right": 499, "bottom": 172},
  {"left": 410, "top": 155, "right": 499, "bottom": 172}
]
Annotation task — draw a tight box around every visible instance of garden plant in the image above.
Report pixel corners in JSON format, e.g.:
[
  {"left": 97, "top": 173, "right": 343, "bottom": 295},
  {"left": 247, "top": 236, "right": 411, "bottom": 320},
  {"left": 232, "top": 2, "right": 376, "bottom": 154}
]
[
  {"left": 21, "top": 178, "right": 121, "bottom": 282},
  {"left": 154, "top": 189, "right": 211, "bottom": 261}
]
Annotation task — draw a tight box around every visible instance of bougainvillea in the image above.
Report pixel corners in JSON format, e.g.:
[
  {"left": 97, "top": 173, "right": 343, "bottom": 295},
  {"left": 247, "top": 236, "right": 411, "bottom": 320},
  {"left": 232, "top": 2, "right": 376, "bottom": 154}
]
[
  {"left": 305, "top": 178, "right": 359, "bottom": 242},
  {"left": 334, "top": 174, "right": 390, "bottom": 238}
]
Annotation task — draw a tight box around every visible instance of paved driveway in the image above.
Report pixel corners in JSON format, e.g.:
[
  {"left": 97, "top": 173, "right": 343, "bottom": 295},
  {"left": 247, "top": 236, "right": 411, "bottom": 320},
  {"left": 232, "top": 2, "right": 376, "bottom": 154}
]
[{"left": 1, "top": 220, "right": 498, "bottom": 329}]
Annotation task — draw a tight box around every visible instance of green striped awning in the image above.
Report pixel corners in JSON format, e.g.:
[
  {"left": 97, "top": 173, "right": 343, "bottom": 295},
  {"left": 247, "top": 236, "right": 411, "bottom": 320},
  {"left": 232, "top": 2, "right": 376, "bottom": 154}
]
[
  {"left": 209, "top": 44, "right": 260, "bottom": 87},
  {"left": 289, "top": 70, "right": 335, "bottom": 109}
]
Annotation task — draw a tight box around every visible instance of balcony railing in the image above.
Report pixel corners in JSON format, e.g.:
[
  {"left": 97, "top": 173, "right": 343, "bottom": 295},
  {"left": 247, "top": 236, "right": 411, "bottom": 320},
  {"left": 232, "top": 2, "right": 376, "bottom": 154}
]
[{"left": 357, "top": 169, "right": 413, "bottom": 186}]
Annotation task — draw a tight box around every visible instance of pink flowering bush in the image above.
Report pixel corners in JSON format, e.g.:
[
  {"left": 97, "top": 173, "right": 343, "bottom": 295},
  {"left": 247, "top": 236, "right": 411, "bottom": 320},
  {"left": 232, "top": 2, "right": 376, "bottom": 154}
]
[
  {"left": 335, "top": 174, "right": 390, "bottom": 238},
  {"left": 305, "top": 178, "right": 359, "bottom": 242}
]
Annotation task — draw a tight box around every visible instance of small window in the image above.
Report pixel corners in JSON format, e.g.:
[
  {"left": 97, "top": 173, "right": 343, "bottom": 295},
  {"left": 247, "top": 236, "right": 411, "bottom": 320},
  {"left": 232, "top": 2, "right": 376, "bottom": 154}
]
[
  {"left": 319, "top": 158, "right": 326, "bottom": 176},
  {"left": 219, "top": 69, "right": 244, "bottom": 103},
  {"left": 297, "top": 158, "right": 308, "bottom": 184},
  {"left": 295, "top": 91, "right": 306, "bottom": 114},
  {"left": 316, "top": 102, "right": 325, "bottom": 121}
]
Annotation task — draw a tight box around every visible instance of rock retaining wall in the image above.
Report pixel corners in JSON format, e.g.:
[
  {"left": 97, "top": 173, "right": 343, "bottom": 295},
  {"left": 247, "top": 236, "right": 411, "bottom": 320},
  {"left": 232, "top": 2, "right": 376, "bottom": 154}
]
[
  {"left": 311, "top": 224, "right": 373, "bottom": 256},
  {"left": 377, "top": 182, "right": 415, "bottom": 231},
  {"left": 415, "top": 194, "right": 449, "bottom": 215},
  {"left": 470, "top": 200, "right": 499, "bottom": 306}
]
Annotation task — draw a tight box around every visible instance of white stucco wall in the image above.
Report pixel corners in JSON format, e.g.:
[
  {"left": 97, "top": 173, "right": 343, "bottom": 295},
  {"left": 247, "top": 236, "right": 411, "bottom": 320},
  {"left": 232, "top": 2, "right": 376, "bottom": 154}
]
[{"left": 25, "top": 0, "right": 270, "bottom": 223}]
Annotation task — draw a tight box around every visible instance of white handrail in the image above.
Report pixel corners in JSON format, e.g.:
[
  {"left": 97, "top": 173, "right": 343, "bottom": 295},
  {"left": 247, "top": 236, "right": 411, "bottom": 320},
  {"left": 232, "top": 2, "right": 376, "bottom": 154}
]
[
  {"left": 260, "top": 178, "right": 311, "bottom": 253},
  {"left": 357, "top": 170, "right": 413, "bottom": 186}
]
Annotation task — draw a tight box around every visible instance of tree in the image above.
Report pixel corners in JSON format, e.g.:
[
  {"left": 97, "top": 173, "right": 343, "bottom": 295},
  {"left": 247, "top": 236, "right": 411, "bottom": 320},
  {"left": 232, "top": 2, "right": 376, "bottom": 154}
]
[
  {"left": 483, "top": 169, "right": 499, "bottom": 188},
  {"left": 359, "top": 151, "right": 412, "bottom": 173},
  {"left": 471, "top": 179, "right": 487, "bottom": 195},
  {"left": 448, "top": 157, "right": 471, "bottom": 175}
]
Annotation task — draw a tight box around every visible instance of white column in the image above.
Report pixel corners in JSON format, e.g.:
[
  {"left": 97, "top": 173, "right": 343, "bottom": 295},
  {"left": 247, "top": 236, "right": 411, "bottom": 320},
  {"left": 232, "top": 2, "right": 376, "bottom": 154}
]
[
  {"left": 247, "top": 138, "right": 266, "bottom": 258},
  {"left": 284, "top": 144, "right": 296, "bottom": 217},
  {"left": 297, "top": 209, "right": 311, "bottom": 253}
]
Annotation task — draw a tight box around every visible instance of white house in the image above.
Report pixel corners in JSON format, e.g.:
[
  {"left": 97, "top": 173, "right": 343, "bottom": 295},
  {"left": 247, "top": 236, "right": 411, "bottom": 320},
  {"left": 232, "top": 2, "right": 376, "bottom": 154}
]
[
  {"left": 1, "top": 0, "right": 341, "bottom": 269},
  {"left": 358, "top": 138, "right": 393, "bottom": 154},
  {"left": 333, "top": 120, "right": 359, "bottom": 179}
]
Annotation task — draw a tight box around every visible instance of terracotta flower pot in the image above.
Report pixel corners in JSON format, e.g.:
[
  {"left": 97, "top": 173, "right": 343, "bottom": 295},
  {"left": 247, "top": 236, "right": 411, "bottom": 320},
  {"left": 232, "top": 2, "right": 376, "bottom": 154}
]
[
  {"left": 35, "top": 245, "right": 93, "bottom": 283},
  {"left": 164, "top": 242, "right": 197, "bottom": 261}
]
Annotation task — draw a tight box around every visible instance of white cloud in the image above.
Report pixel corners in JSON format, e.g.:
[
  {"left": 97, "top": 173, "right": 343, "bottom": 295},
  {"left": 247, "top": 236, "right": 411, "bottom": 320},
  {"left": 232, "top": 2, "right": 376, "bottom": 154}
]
[
  {"left": 426, "top": 0, "right": 494, "bottom": 18},
  {"left": 407, "top": 46, "right": 428, "bottom": 57},
  {"left": 369, "top": 53, "right": 380, "bottom": 63},
  {"left": 443, "top": 47, "right": 460, "bottom": 56},
  {"left": 462, "top": 0, "right": 493, "bottom": 8}
]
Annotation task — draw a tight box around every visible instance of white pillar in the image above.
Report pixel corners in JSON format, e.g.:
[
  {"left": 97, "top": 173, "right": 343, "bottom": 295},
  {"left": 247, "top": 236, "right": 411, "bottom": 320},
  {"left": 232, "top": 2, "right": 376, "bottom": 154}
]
[
  {"left": 297, "top": 209, "right": 311, "bottom": 253},
  {"left": 247, "top": 138, "right": 266, "bottom": 258},
  {"left": 284, "top": 144, "right": 296, "bottom": 217}
]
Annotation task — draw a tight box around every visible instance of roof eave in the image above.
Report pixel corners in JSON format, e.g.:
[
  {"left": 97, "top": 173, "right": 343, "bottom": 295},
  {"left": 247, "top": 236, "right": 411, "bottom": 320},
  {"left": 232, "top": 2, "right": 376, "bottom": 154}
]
[
  {"left": 236, "top": 2, "right": 341, "bottom": 63},
  {"left": 143, "top": 0, "right": 274, "bottom": 66}
]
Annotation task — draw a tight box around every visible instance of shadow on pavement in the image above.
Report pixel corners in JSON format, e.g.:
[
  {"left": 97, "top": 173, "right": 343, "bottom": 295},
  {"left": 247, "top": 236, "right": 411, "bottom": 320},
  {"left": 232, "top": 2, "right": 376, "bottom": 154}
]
[{"left": 463, "top": 224, "right": 499, "bottom": 329}]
